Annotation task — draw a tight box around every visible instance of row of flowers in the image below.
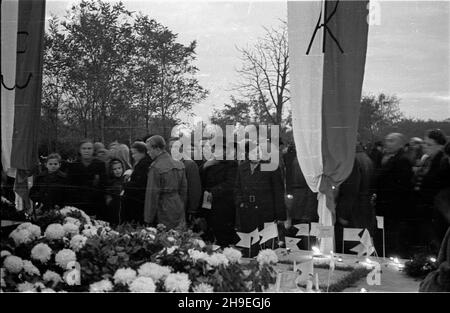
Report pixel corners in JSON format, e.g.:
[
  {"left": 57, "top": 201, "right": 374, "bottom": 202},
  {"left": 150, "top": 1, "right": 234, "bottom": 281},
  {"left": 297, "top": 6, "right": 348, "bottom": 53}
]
[{"left": 1, "top": 207, "right": 278, "bottom": 292}]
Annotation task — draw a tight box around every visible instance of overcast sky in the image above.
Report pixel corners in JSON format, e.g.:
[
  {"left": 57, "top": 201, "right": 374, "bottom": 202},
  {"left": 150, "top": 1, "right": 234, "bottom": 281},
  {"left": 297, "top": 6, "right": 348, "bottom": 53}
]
[{"left": 46, "top": 0, "right": 450, "bottom": 123}]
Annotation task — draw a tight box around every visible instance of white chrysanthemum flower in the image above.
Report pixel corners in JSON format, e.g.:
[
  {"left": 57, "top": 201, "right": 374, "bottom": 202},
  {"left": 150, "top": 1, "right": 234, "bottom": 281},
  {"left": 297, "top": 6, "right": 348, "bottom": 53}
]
[
  {"left": 193, "top": 283, "right": 214, "bottom": 293},
  {"left": 59, "top": 206, "right": 78, "bottom": 215},
  {"left": 28, "top": 225, "right": 41, "bottom": 240},
  {"left": 167, "top": 236, "right": 175, "bottom": 242},
  {"left": 3, "top": 255, "right": 23, "bottom": 273},
  {"left": 82, "top": 224, "right": 98, "bottom": 237},
  {"left": 146, "top": 227, "right": 157, "bottom": 234},
  {"left": 223, "top": 248, "right": 242, "bottom": 264},
  {"left": 188, "top": 249, "right": 208, "bottom": 262},
  {"left": 9, "top": 228, "right": 32, "bottom": 246},
  {"left": 164, "top": 272, "right": 191, "bottom": 292},
  {"left": 63, "top": 222, "right": 79, "bottom": 236},
  {"left": 1, "top": 250, "right": 11, "bottom": 258},
  {"left": 108, "top": 230, "right": 120, "bottom": 237},
  {"left": 256, "top": 249, "right": 278, "bottom": 266},
  {"left": 166, "top": 246, "right": 178, "bottom": 255},
  {"left": 45, "top": 224, "right": 65, "bottom": 240},
  {"left": 113, "top": 268, "right": 137, "bottom": 285},
  {"left": 129, "top": 277, "right": 156, "bottom": 293},
  {"left": 43, "top": 270, "right": 62, "bottom": 284},
  {"left": 89, "top": 279, "right": 113, "bottom": 293},
  {"left": 30, "top": 243, "right": 52, "bottom": 263},
  {"left": 17, "top": 222, "right": 33, "bottom": 230},
  {"left": 55, "top": 249, "right": 76, "bottom": 269},
  {"left": 17, "top": 282, "right": 35, "bottom": 292},
  {"left": 70, "top": 234, "right": 87, "bottom": 252},
  {"left": 193, "top": 239, "right": 206, "bottom": 249},
  {"left": 23, "top": 260, "right": 40, "bottom": 276},
  {"left": 33, "top": 282, "right": 46, "bottom": 290},
  {"left": 17, "top": 223, "right": 41, "bottom": 240},
  {"left": 64, "top": 217, "right": 81, "bottom": 227},
  {"left": 138, "top": 263, "right": 172, "bottom": 281},
  {"left": 206, "top": 253, "right": 229, "bottom": 267}
]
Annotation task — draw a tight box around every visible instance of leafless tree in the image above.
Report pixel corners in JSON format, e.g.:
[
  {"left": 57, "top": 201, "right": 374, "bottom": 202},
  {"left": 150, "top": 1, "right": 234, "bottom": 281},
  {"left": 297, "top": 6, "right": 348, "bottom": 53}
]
[{"left": 234, "top": 20, "right": 289, "bottom": 125}]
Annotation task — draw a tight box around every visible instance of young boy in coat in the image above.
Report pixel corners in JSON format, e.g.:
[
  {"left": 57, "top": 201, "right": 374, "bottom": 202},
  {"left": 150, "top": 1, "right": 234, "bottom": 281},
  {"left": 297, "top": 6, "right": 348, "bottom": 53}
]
[{"left": 30, "top": 153, "right": 67, "bottom": 212}]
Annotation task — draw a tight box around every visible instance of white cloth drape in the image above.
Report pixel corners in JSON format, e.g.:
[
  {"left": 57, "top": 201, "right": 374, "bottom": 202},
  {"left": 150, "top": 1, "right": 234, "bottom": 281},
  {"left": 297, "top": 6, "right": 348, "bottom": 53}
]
[
  {"left": 288, "top": 0, "right": 333, "bottom": 254},
  {"left": 1, "top": 0, "right": 19, "bottom": 172}
]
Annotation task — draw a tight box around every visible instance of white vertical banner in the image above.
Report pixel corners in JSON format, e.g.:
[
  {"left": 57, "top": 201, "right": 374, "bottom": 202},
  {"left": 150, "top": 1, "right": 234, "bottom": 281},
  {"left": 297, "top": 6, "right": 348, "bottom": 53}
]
[
  {"left": 288, "top": 0, "right": 369, "bottom": 255},
  {"left": 287, "top": 0, "right": 324, "bottom": 195},
  {"left": 288, "top": 0, "right": 334, "bottom": 254},
  {"left": 1, "top": 0, "right": 19, "bottom": 172}
]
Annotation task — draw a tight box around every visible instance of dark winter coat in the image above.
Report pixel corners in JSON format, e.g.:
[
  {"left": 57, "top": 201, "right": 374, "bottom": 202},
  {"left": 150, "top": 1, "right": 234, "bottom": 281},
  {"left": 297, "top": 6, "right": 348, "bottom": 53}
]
[
  {"left": 375, "top": 149, "right": 413, "bottom": 220},
  {"left": 30, "top": 170, "right": 67, "bottom": 211},
  {"left": 66, "top": 158, "right": 107, "bottom": 217},
  {"left": 105, "top": 175, "right": 124, "bottom": 225},
  {"left": 200, "top": 160, "right": 238, "bottom": 246},
  {"left": 183, "top": 159, "right": 202, "bottom": 216},
  {"left": 284, "top": 152, "right": 318, "bottom": 222},
  {"left": 414, "top": 151, "right": 450, "bottom": 219},
  {"left": 336, "top": 149, "right": 376, "bottom": 233},
  {"left": 235, "top": 161, "right": 286, "bottom": 232},
  {"left": 122, "top": 155, "right": 152, "bottom": 224}
]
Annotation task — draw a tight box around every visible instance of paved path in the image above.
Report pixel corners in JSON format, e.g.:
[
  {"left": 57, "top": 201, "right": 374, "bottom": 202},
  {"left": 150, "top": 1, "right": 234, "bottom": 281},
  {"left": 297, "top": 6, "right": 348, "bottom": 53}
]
[
  {"left": 273, "top": 249, "right": 422, "bottom": 292},
  {"left": 343, "top": 260, "right": 421, "bottom": 292}
]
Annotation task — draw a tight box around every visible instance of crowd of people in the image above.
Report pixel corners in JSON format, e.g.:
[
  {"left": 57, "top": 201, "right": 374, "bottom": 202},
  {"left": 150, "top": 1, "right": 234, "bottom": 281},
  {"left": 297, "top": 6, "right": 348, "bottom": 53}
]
[{"left": 2, "top": 129, "right": 450, "bottom": 258}]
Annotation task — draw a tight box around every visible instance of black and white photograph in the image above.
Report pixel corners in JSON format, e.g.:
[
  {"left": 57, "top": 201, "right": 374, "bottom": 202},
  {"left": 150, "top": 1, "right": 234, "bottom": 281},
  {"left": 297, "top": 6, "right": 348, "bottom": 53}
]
[{"left": 1, "top": 0, "right": 449, "bottom": 300}]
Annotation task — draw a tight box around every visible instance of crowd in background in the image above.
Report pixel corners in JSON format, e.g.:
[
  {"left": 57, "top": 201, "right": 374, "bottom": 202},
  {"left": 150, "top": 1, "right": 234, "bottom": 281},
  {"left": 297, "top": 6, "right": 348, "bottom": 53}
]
[{"left": 1, "top": 129, "right": 450, "bottom": 258}]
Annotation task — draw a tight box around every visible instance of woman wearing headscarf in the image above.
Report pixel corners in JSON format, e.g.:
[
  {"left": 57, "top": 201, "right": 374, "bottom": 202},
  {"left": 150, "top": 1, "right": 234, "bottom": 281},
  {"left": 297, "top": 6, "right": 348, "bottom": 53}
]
[
  {"left": 105, "top": 158, "right": 125, "bottom": 225},
  {"left": 109, "top": 141, "right": 132, "bottom": 170}
]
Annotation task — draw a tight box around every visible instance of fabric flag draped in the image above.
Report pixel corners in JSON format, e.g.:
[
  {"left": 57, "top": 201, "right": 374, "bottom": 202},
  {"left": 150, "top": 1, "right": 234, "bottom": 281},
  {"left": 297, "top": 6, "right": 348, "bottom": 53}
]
[
  {"left": 1, "top": 0, "right": 46, "bottom": 210},
  {"left": 288, "top": 0, "right": 369, "bottom": 254}
]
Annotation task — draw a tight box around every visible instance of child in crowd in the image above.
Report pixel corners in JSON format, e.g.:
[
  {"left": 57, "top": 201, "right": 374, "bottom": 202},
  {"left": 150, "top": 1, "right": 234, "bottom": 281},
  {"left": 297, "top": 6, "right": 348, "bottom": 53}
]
[
  {"left": 30, "top": 153, "right": 67, "bottom": 212},
  {"left": 105, "top": 158, "right": 125, "bottom": 225}
]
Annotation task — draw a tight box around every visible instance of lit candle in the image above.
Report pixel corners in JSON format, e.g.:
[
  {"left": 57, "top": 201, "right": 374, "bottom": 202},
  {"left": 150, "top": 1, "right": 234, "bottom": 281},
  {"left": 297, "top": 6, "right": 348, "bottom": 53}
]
[
  {"left": 430, "top": 257, "right": 436, "bottom": 263},
  {"left": 312, "top": 246, "right": 321, "bottom": 256},
  {"left": 306, "top": 280, "right": 313, "bottom": 292}
]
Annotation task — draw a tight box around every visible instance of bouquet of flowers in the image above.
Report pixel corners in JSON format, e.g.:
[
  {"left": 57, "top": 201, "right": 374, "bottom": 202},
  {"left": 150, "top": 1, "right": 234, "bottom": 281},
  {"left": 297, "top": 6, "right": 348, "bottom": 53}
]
[{"left": 1, "top": 207, "right": 278, "bottom": 293}]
